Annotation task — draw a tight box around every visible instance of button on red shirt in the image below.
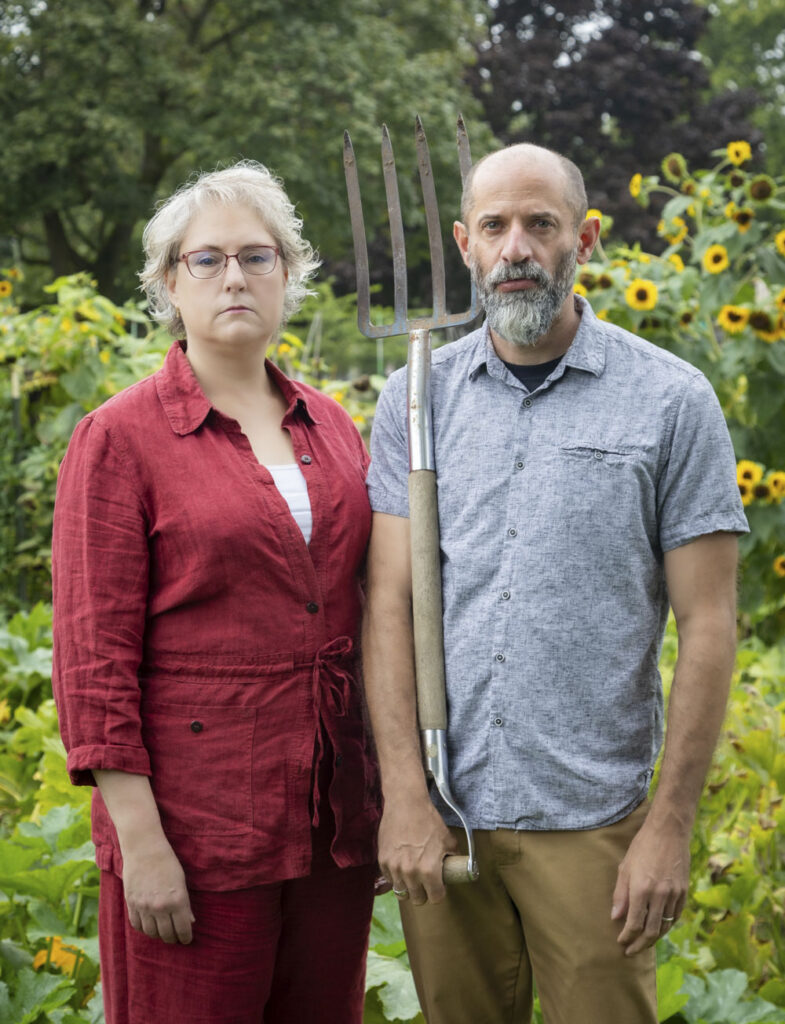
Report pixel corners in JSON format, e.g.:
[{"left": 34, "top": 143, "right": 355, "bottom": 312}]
[{"left": 52, "top": 341, "right": 380, "bottom": 889}]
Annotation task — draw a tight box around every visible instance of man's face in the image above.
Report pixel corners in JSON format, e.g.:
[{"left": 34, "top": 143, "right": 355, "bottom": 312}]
[
  {"left": 454, "top": 153, "right": 589, "bottom": 348},
  {"left": 470, "top": 246, "right": 577, "bottom": 349}
]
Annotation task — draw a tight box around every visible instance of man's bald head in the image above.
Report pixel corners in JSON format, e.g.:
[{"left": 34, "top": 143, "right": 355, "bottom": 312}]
[{"left": 460, "top": 144, "right": 588, "bottom": 229}]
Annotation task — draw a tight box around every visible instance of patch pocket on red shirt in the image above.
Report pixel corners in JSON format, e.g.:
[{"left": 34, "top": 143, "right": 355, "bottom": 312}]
[{"left": 142, "top": 701, "right": 256, "bottom": 836}]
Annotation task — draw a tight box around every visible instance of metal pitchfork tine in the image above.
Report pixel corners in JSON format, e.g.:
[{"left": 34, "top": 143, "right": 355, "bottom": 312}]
[{"left": 343, "top": 115, "right": 480, "bottom": 885}]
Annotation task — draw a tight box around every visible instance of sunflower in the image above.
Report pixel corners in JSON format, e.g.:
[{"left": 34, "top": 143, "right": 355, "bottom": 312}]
[
  {"left": 629, "top": 173, "right": 643, "bottom": 199},
  {"left": 662, "top": 152, "right": 688, "bottom": 183},
  {"left": 624, "top": 278, "right": 658, "bottom": 311},
  {"left": 748, "top": 310, "right": 780, "bottom": 342},
  {"left": 597, "top": 309, "right": 610, "bottom": 321},
  {"left": 703, "top": 245, "right": 729, "bottom": 274},
  {"left": 724, "top": 201, "right": 737, "bottom": 219},
  {"left": 748, "top": 175, "right": 775, "bottom": 201},
  {"left": 774, "top": 555, "right": 785, "bottom": 578},
  {"left": 597, "top": 273, "right": 613, "bottom": 289},
  {"left": 766, "top": 471, "right": 785, "bottom": 499},
  {"left": 737, "top": 460, "right": 763, "bottom": 485},
  {"left": 776, "top": 287, "right": 785, "bottom": 312},
  {"left": 668, "top": 253, "right": 685, "bottom": 273},
  {"left": 729, "top": 170, "right": 746, "bottom": 188},
  {"left": 573, "top": 282, "right": 589, "bottom": 297},
  {"left": 717, "top": 306, "right": 749, "bottom": 334},
  {"left": 659, "top": 216, "right": 688, "bottom": 245},
  {"left": 578, "top": 271, "right": 595, "bottom": 289},
  {"left": 727, "top": 141, "right": 752, "bottom": 166},
  {"left": 733, "top": 208, "right": 754, "bottom": 233},
  {"left": 586, "top": 208, "right": 602, "bottom": 221},
  {"left": 681, "top": 179, "right": 697, "bottom": 196},
  {"left": 753, "top": 481, "right": 772, "bottom": 502},
  {"left": 0, "top": 280, "right": 12, "bottom": 298},
  {"left": 738, "top": 481, "right": 753, "bottom": 506},
  {"left": 749, "top": 310, "right": 774, "bottom": 333},
  {"left": 776, "top": 229, "right": 785, "bottom": 258},
  {"left": 679, "top": 309, "right": 695, "bottom": 327}
]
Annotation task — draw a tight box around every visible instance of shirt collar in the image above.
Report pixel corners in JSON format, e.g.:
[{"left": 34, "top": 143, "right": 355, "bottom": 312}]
[
  {"left": 468, "top": 294, "right": 606, "bottom": 382},
  {"left": 156, "top": 340, "right": 318, "bottom": 437}
]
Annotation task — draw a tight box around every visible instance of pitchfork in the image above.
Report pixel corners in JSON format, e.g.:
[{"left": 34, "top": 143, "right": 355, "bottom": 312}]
[{"left": 343, "top": 116, "right": 480, "bottom": 884}]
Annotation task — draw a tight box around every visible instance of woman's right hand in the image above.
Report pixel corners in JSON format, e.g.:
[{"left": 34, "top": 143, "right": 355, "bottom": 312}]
[
  {"left": 121, "top": 833, "right": 195, "bottom": 944},
  {"left": 94, "top": 770, "right": 195, "bottom": 944}
]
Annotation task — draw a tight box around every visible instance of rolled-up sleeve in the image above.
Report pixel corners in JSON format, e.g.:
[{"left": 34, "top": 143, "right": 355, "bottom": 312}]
[
  {"left": 52, "top": 415, "right": 151, "bottom": 785},
  {"left": 657, "top": 373, "right": 749, "bottom": 552}
]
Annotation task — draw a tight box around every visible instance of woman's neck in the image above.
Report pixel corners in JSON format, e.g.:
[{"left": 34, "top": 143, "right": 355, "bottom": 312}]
[{"left": 184, "top": 337, "right": 276, "bottom": 407}]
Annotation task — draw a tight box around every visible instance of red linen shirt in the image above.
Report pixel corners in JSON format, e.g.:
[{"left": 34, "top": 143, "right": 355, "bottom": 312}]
[{"left": 52, "top": 341, "right": 380, "bottom": 889}]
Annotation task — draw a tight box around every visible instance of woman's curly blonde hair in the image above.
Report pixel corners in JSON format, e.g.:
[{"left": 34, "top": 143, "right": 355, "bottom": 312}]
[{"left": 139, "top": 160, "right": 320, "bottom": 337}]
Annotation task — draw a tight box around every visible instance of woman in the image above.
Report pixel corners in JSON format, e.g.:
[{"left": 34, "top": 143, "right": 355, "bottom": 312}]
[{"left": 52, "top": 162, "right": 380, "bottom": 1024}]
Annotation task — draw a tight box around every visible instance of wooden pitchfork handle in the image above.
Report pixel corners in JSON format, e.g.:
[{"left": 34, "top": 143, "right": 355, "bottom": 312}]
[{"left": 408, "top": 330, "right": 478, "bottom": 884}]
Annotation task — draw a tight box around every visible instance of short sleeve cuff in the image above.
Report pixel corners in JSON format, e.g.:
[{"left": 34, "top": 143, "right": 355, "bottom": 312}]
[
  {"left": 660, "top": 510, "right": 750, "bottom": 553},
  {"left": 366, "top": 481, "right": 409, "bottom": 518},
  {"left": 66, "top": 743, "right": 152, "bottom": 786}
]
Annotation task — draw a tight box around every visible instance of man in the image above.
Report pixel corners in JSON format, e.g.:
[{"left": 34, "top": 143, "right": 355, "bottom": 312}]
[{"left": 362, "top": 144, "right": 747, "bottom": 1024}]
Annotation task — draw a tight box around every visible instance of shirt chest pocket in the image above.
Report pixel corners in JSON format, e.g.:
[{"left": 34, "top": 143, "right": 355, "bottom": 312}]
[
  {"left": 538, "top": 441, "right": 655, "bottom": 520},
  {"left": 142, "top": 701, "right": 256, "bottom": 836}
]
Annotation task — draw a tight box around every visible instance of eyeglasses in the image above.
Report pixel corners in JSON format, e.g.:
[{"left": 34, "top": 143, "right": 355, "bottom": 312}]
[{"left": 179, "top": 246, "right": 281, "bottom": 278}]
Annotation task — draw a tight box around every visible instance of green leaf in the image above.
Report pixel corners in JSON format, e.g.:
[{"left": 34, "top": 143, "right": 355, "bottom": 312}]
[
  {"left": 365, "top": 950, "right": 423, "bottom": 1021},
  {"left": 7, "top": 967, "right": 75, "bottom": 1024},
  {"left": 35, "top": 402, "right": 85, "bottom": 444},
  {"left": 369, "top": 892, "right": 407, "bottom": 957},
  {"left": 0, "top": 980, "right": 10, "bottom": 1022},
  {"left": 657, "top": 960, "right": 690, "bottom": 1022},
  {"left": 0, "top": 939, "right": 34, "bottom": 971}
]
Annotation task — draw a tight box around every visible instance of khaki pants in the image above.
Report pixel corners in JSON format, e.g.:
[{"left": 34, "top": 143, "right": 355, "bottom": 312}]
[{"left": 400, "top": 801, "right": 657, "bottom": 1024}]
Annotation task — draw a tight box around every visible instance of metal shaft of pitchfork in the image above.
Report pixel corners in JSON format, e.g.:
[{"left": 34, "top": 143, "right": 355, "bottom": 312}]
[{"left": 344, "top": 116, "right": 479, "bottom": 884}]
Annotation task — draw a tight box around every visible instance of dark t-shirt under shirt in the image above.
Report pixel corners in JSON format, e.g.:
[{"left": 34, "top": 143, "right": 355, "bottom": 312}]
[{"left": 502, "top": 355, "right": 563, "bottom": 392}]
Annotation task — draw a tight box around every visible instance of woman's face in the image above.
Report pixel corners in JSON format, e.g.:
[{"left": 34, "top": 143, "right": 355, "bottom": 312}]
[{"left": 166, "top": 201, "right": 287, "bottom": 351}]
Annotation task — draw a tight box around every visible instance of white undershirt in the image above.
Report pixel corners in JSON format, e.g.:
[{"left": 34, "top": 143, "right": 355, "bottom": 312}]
[{"left": 267, "top": 463, "right": 313, "bottom": 545}]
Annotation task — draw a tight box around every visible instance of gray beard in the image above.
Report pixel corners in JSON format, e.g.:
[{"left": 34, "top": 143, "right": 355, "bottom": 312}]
[{"left": 471, "top": 249, "right": 577, "bottom": 348}]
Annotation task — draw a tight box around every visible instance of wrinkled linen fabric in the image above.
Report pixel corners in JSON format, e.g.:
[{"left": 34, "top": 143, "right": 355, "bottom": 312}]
[{"left": 53, "top": 341, "right": 380, "bottom": 888}]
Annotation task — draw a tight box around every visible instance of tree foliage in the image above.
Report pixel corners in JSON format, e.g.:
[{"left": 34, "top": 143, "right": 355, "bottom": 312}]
[
  {"left": 466, "top": 0, "right": 761, "bottom": 246},
  {"left": 699, "top": 0, "right": 785, "bottom": 173},
  {"left": 0, "top": 0, "right": 487, "bottom": 301}
]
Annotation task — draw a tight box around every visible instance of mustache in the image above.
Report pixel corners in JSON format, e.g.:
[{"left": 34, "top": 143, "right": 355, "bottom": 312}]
[{"left": 483, "top": 260, "right": 551, "bottom": 288}]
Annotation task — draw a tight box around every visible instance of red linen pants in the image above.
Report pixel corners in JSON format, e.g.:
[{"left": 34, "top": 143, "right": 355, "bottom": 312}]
[{"left": 99, "top": 826, "right": 376, "bottom": 1024}]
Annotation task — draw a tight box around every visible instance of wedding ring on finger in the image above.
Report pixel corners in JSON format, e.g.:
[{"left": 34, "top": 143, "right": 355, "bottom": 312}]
[
  {"left": 662, "top": 915, "right": 676, "bottom": 925},
  {"left": 392, "top": 887, "right": 409, "bottom": 900}
]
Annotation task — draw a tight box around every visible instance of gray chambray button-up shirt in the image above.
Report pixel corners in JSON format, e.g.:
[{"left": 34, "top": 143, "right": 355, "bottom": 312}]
[{"left": 367, "top": 297, "right": 748, "bottom": 832}]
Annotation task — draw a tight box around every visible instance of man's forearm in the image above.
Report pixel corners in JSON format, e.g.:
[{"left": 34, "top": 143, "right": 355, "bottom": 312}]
[
  {"left": 362, "top": 593, "right": 428, "bottom": 799},
  {"left": 649, "top": 611, "right": 736, "bottom": 830}
]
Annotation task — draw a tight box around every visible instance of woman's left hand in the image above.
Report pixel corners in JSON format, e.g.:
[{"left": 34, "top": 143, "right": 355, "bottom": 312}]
[{"left": 122, "top": 834, "right": 195, "bottom": 944}]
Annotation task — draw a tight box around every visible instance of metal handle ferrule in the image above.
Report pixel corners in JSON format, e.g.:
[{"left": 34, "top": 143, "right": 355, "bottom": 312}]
[
  {"left": 407, "top": 329, "right": 434, "bottom": 472},
  {"left": 421, "top": 728, "right": 478, "bottom": 879}
]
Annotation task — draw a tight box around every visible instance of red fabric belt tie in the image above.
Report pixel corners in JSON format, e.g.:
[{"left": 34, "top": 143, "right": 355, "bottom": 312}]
[{"left": 310, "top": 635, "right": 355, "bottom": 827}]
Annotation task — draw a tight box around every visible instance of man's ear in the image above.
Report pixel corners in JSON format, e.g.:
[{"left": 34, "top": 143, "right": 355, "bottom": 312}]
[
  {"left": 576, "top": 216, "right": 601, "bottom": 266},
  {"left": 453, "top": 220, "right": 471, "bottom": 269}
]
